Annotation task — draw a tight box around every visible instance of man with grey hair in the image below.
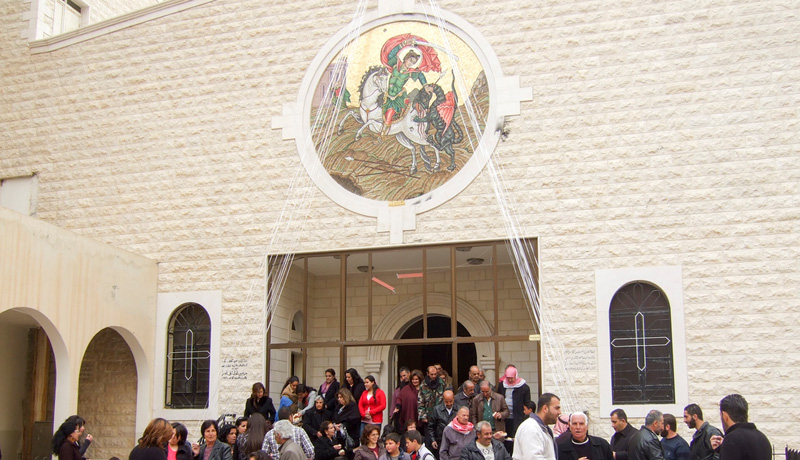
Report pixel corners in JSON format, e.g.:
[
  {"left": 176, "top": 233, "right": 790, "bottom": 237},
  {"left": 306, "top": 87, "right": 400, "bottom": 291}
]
[
  {"left": 455, "top": 381, "right": 476, "bottom": 409},
  {"left": 264, "top": 407, "right": 315, "bottom": 460},
  {"left": 274, "top": 420, "right": 306, "bottom": 460},
  {"left": 557, "top": 412, "right": 613, "bottom": 460},
  {"left": 627, "top": 410, "right": 665, "bottom": 460},
  {"left": 470, "top": 381, "right": 508, "bottom": 433},
  {"left": 459, "top": 421, "right": 511, "bottom": 460}
]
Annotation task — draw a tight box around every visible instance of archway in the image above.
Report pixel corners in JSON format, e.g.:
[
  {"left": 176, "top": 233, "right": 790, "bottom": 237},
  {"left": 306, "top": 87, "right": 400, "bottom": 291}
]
[
  {"left": 396, "top": 315, "right": 476, "bottom": 386},
  {"left": 0, "top": 308, "right": 64, "bottom": 460},
  {"left": 78, "top": 328, "right": 138, "bottom": 460}
]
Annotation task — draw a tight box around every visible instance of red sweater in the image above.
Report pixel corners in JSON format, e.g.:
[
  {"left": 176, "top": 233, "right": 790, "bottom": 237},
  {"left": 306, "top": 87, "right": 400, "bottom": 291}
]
[{"left": 358, "top": 389, "right": 387, "bottom": 423}]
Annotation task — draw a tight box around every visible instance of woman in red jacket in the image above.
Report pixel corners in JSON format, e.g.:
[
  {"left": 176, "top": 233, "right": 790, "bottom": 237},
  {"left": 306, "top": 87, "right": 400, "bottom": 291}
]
[{"left": 359, "top": 375, "right": 387, "bottom": 432}]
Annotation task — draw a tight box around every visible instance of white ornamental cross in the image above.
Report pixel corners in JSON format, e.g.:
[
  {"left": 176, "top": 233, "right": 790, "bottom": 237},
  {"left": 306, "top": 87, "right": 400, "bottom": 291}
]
[
  {"left": 610, "top": 312, "right": 671, "bottom": 372},
  {"left": 166, "top": 329, "right": 211, "bottom": 381}
]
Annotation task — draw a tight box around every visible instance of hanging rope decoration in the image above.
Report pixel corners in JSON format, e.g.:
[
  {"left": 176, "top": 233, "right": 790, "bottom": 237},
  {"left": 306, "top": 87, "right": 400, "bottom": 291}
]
[{"left": 236, "top": 0, "right": 581, "bottom": 415}]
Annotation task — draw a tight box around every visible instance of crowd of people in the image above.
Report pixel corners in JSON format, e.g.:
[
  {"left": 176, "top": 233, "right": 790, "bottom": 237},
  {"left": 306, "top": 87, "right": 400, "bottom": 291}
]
[{"left": 48, "top": 364, "right": 771, "bottom": 460}]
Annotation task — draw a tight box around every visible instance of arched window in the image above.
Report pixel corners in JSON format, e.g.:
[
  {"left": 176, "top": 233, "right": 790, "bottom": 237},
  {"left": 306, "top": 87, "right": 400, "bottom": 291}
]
[
  {"left": 609, "top": 282, "right": 675, "bottom": 405},
  {"left": 165, "top": 302, "right": 210, "bottom": 409}
]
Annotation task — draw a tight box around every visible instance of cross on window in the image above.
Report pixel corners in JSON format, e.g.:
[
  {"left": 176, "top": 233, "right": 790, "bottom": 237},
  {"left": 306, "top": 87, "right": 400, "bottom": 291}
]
[
  {"left": 167, "top": 328, "right": 211, "bottom": 380},
  {"left": 610, "top": 312, "right": 671, "bottom": 372}
]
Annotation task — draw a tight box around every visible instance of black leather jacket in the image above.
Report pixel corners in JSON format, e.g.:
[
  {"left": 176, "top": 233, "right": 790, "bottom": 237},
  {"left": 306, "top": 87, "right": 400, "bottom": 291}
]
[
  {"left": 627, "top": 426, "right": 665, "bottom": 460},
  {"left": 690, "top": 422, "right": 722, "bottom": 460},
  {"left": 427, "top": 404, "right": 458, "bottom": 444}
]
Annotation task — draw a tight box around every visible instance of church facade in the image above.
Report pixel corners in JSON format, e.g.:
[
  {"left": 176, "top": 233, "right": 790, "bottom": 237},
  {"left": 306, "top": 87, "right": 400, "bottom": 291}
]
[{"left": 1, "top": 0, "right": 798, "bottom": 458}]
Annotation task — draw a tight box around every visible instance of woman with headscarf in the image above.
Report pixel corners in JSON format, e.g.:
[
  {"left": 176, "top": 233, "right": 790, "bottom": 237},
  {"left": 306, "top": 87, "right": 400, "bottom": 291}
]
[
  {"left": 303, "top": 396, "right": 331, "bottom": 440},
  {"left": 495, "top": 364, "right": 531, "bottom": 441}
]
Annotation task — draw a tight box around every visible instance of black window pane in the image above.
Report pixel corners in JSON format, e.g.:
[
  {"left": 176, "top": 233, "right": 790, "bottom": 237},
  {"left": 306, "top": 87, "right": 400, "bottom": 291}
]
[
  {"left": 609, "top": 282, "right": 675, "bottom": 404},
  {"left": 166, "top": 303, "right": 211, "bottom": 409}
]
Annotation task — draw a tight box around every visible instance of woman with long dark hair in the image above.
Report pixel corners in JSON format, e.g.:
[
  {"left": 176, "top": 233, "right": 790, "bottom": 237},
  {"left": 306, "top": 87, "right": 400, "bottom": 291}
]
[
  {"left": 277, "top": 376, "right": 301, "bottom": 418},
  {"left": 168, "top": 423, "right": 193, "bottom": 460},
  {"left": 236, "top": 414, "right": 270, "bottom": 460},
  {"left": 51, "top": 420, "right": 84, "bottom": 460},
  {"left": 244, "top": 382, "right": 276, "bottom": 422},
  {"left": 342, "top": 369, "right": 366, "bottom": 405},
  {"left": 358, "top": 376, "right": 387, "bottom": 431},
  {"left": 129, "top": 418, "right": 174, "bottom": 460},
  {"left": 192, "top": 420, "right": 233, "bottom": 460}
]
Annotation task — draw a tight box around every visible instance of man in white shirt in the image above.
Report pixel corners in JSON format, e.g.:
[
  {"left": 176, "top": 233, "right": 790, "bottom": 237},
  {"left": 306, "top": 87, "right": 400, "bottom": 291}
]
[{"left": 512, "top": 393, "right": 561, "bottom": 460}]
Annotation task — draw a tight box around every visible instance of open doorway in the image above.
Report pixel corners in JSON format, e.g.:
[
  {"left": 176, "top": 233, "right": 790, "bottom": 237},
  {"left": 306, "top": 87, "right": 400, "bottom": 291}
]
[{"left": 396, "top": 315, "right": 476, "bottom": 386}]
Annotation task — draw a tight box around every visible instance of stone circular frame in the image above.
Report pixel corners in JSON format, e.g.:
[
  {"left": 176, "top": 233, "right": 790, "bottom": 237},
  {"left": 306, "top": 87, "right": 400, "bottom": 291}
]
[{"left": 277, "top": 5, "right": 527, "bottom": 241}]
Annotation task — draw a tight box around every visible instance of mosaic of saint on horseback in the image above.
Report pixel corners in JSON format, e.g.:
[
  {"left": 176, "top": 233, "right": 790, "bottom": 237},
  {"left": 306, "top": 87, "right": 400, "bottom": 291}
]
[{"left": 311, "top": 24, "right": 490, "bottom": 202}]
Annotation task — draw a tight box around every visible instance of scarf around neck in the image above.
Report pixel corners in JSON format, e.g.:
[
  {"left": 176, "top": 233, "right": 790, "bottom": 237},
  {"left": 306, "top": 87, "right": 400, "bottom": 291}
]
[
  {"left": 449, "top": 418, "right": 474, "bottom": 434},
  {"left": 424, "top": 375, "right": 440, "bottom": 390}
]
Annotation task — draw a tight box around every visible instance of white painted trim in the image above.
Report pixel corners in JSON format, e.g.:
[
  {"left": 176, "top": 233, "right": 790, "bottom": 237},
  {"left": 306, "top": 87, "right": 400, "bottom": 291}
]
[
  {"left": 154, "top": 291, "right": 222, "bottom": 420},
  {"left": 595, "top": 266, "right": 688, "bottom": 419},
  {"left": 28, "top": 0, "right": 216, "bottom": 53},
  {"left": 274, "top": 4, "right": 531, "bottom": 243}
]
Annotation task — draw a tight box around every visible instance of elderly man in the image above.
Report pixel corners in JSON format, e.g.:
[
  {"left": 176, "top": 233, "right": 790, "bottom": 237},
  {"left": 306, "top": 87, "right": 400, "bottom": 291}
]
[
  {"left": 429, "top": 390, "right": 458, "bottom": 451},
  {"left": 683, "top": 404, "right": 722, "bottom": 460},
  {"left": 418, "top": 365, "right": 447, "bottom": 427},
  {"left": 709, "top": 394, "right": 770, "bottom": 460},
  {"left": 627, "top": 410, "right": 665, "bottom": 460},
  {"left": 470, "top": 381, "right": 508, "bottom": 433},
  {"left": 455, "top": 381, "right": 476, "bottom": 409},
  {"left": 274, "top": 420, "right": 307, "bottom": 460},
  {"left": 496, "top": 365, "right": 531, "bottom": 444},
  {"left": 460, "top": 421, "right": 511, "bottom": 460},
  {"left": 264, "top": 408, "right": 315, "bottom": 460},
  {"left": 557, "top": 412, "right": 614, "bottom": 460},
  {"left": 440, "top": 407, "right": 476, "bottom": 460},
  {"left": 610, "top": 409, "right": 638, "bottom": 460},
  {"left": 512, "top": 393, "right": 561, "bottom": 460}
]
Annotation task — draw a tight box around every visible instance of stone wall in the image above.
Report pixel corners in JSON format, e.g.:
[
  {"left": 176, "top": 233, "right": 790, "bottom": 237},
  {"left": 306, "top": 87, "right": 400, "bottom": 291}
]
[
  {"left": 77, "top": 329, "right": 138, "bottom": 460},
  {"left": 1, "top": 0, "right": 798, "bottom": 447}
]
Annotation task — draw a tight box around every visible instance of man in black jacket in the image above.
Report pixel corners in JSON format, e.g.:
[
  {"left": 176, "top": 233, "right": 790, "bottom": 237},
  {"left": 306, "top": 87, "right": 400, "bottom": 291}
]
[
  {"left": 710, "top": 394, "right": 770, "bottom": 460},
  {"left": 627, "top": 410, "right": 665, "bottom": 460},
  {"left": 459, "top": 421, "right": 510, "bottom": 460},
  {"left": 610, "top": 409, "right": 638, "bottom": 460},
  {"left": 557, "top": 413, "right": 613, "bottom": 460},
  {"left": 683, "top": 404, "right": 722, "bottom": 460},
  {"left": 428, "top": 390, "right": 458, "bottom": 453},
  {"left": 496, "top": 365, "right": 532, "bottom": 444}
]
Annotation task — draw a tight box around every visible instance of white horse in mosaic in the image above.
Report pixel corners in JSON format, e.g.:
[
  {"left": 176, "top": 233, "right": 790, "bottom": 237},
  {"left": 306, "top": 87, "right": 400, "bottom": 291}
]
[{"left": 337, "top": 66, "right": 442, "bottom": 174}]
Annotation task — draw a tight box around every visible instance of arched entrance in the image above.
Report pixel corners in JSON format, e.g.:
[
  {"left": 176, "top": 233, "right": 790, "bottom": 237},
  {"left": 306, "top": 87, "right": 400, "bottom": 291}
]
[
  {"left": 0, "top": 309, "right": 62, "bottom": 460},
  {"left": 78, "top": 328, "right": 138, "bottom": 460},
  {"left": 396, "top": 315, "right": 476, "bottom": 385}
]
